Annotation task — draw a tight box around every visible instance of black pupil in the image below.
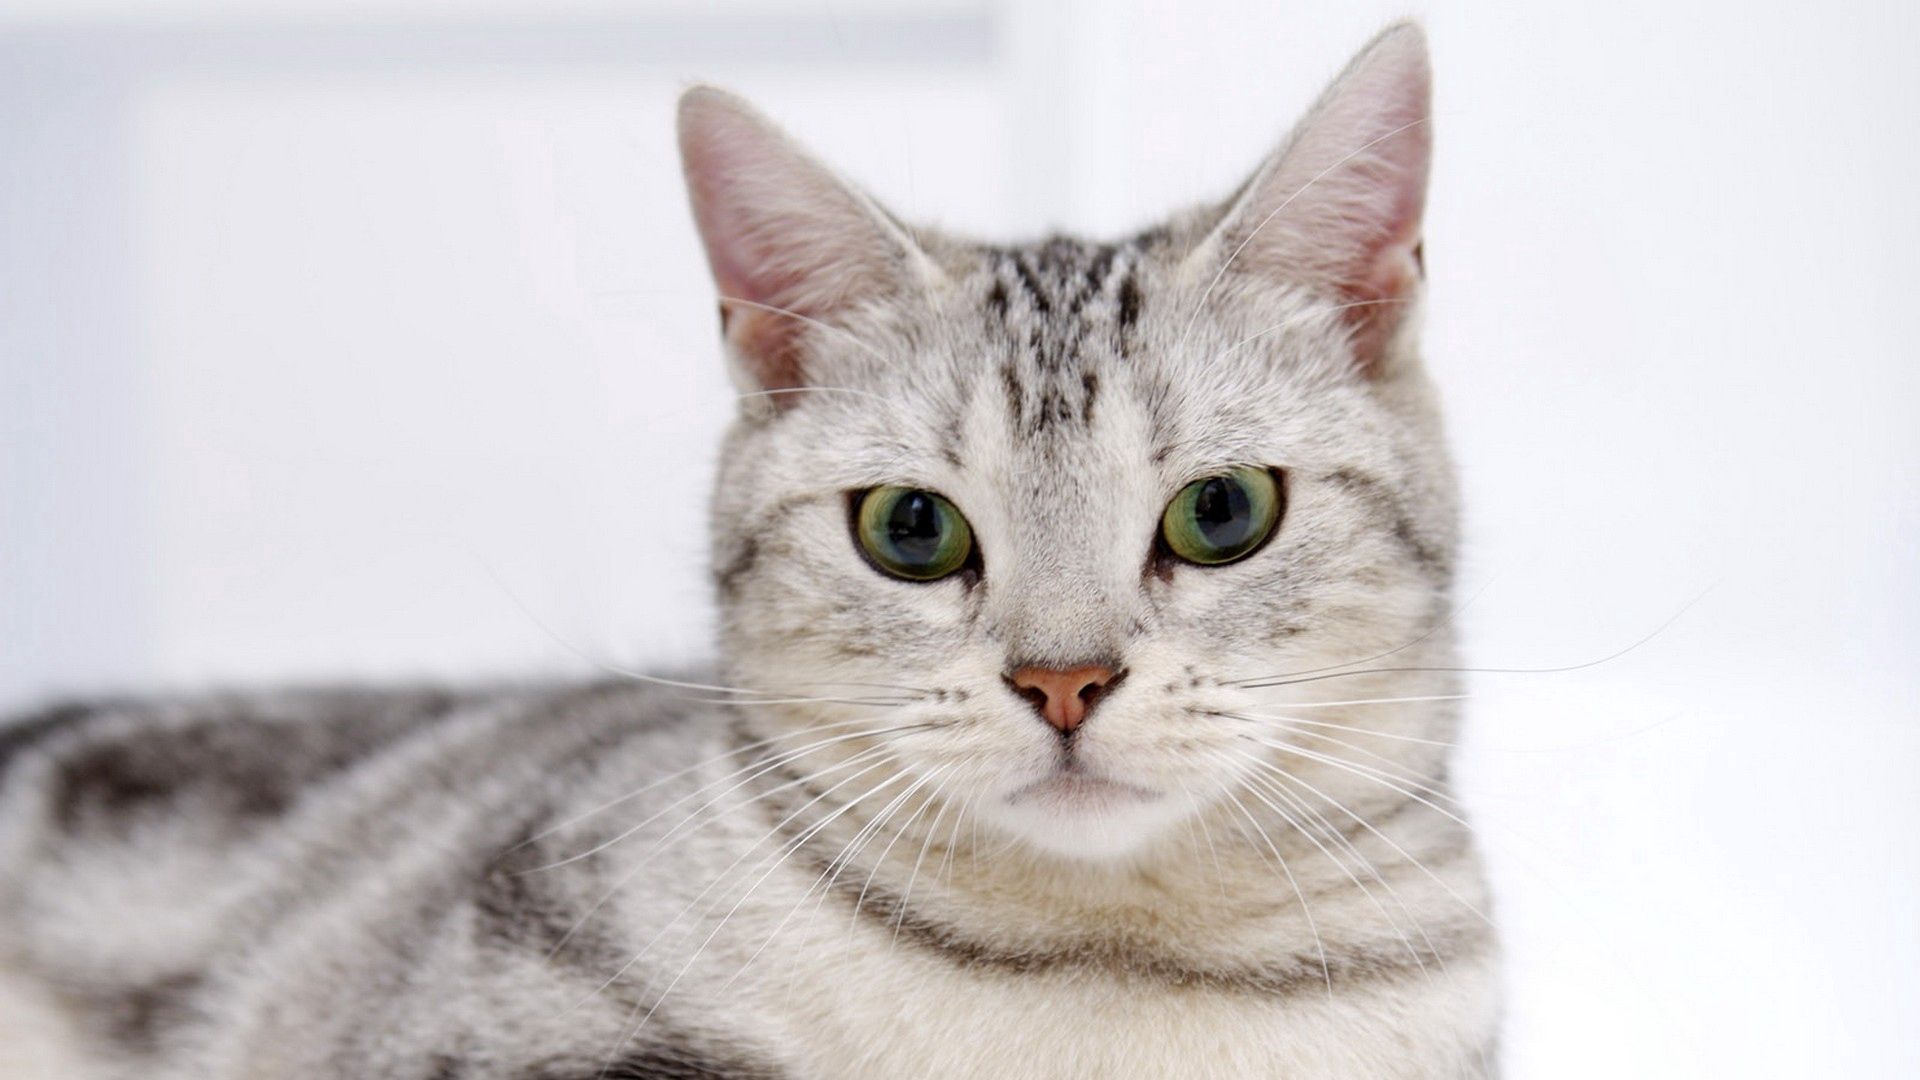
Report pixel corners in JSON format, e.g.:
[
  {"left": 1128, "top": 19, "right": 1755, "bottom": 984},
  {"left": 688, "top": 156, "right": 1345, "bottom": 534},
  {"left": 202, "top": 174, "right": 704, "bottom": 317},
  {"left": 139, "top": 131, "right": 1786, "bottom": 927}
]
[
  {"left": 885, "top": 491, "right": 946, "bottom": 564},
  {"left": 1192, "top": 476, "right": 1254, "bottom": 549}
]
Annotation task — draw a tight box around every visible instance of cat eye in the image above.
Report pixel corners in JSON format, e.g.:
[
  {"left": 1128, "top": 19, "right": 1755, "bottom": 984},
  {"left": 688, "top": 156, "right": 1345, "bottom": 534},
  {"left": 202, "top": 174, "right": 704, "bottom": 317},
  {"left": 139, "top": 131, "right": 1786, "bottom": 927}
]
[
  {"left": 1159, "top": 467, "right": 1285, "bottom": 566},
  {"left": 852, "top": 486, "right": 975, "bottom": 582}
]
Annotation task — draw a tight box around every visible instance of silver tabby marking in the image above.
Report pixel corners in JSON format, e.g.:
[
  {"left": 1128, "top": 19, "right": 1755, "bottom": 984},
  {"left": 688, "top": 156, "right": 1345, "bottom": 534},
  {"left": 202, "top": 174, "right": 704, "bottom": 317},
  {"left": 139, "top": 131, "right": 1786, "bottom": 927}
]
[{"left": 1, "top": 24, "right": 1499, "bottom": 1079}]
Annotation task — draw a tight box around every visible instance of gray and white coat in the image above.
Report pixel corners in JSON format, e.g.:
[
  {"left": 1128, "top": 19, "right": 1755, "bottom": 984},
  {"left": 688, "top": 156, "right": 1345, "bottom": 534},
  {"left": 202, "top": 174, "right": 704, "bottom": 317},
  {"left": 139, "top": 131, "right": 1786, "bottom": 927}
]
[{"left": 0, "top": 24, "right": 1499, "bottom": 1079}]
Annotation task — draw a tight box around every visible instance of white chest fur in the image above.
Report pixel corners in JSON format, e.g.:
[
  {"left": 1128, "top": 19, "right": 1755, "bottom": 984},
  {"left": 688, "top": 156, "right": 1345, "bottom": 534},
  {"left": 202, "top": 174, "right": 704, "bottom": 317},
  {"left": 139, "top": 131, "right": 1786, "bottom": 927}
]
[{"left": 747, "top": 920, "right": 1501, "bottom": 1079}]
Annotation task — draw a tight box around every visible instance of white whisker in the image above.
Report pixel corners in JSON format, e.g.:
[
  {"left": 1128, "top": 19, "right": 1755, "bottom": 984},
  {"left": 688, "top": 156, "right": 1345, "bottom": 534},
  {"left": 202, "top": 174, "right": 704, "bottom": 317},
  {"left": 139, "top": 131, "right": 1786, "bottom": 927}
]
[
  {"left": 574, "top": 761, "right": 906, "bottom": 1020},
  {"left": 549, "top": 749, "right": 900, "bottom": 970},
  {"left": 1224, "top": 749, "right": 1433, "bottom": 975},
  {"left": 1236, "top": 590, "right": 1709, "bottom": 691},
  {"left": 523, "top": 725, "right": 931, "bottom": 875},
  {"left": 514, "top": 716, "right": 912, "bottom": 851},
  {"left": 601, "top": 765, "right": 911, "bottom": 1064},
  {"left": 1239, "top": 746, "right": 1494, "bottom": 928},
  {"left": 1215, "top": 785, "right": 1332, "bottom": 999},
  {"left": 1268, "top": 694, "right": 1468, "bottom": 709}
]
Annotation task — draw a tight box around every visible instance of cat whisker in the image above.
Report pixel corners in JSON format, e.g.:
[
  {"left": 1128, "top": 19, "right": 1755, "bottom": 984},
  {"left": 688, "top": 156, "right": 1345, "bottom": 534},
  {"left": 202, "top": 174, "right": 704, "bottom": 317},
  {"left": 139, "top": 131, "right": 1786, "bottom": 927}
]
[
  {"left": 1176, "top": 777, "right": 1233, "bottom": 901},
  {"left": 724, "top": 764, "right": 951, "bottom": 995},
  {"left": 1234, "top": 746, "right": 1494, "bottom": 927},
  {"left": 1236, "top": 722, "right": 1459, "bottom": 814},
  {"left": 891, "top": 772, "right": 961, "bottom": 951},
  {"left": 817, "top": 770, "right": 937, "bottom": 942},
  {"left": 938, "top": 787, "right": 976, "bottom": 888},
  {"left": 1259, "top": 694, "right": 1469, "bottom": 709},
  {"left": 570, "top": 761, "right": 907, "bottom": 1017},
  {"left": 483, "top": 566, "right": 780, "bottom": 698},
  {"left": 1249, "top": 721, "right": 1462, "bottom": 809},
  {"left": 597, "top": 765, "right": 912, "bottom": 1068},
  {"left": 482, "top": 556, "right": 921, "bottom": 706},
  {"left": 541, "top": 746, "right": 902, "bottom": 968},
  {"left": 1221, "top": 749, "right": 1435, "bottom": 976},
  {"left": 691, "top": 694, "right": 918, "bottom": 708},
  {"left": 773, "top": 778, "right": 924, "bottom": 1004},
  {"left": 519, "top": 723, "right": 932, "bottom": 874},
  {"left": 805, "top": 678, "right": 941, "bottom": 695},
  {"left": 1247, "top": 760, "right": 1461, "bottom": 986},
  {"left": 736, "top": 385, "right": 896, "bottom": 407},
  {"left": 1212, "top": 708, "right": 1457, "bottom": 749},
  {"left": 1214, "top": 784, "right": 1333, "bottom": 999},
  {"left": 1242, "top": 735, "right": 1486, "bottom": 863},
  {"left": 891, "top": 783, "right": 981, "bottom": 1027},
  {"left": 1226, "top": 705, "right": 1691, "bottom": 756},
  {"left": 1232, "top": 590, "right": 1706, "bottom": 691},
  {"left": 510, "top": 716, "right": 907, "bottom": 852},
  {"left": 525, "top": 737, "right": 889, "bottom": 880},
  {"left": 782, "top": 766, "right": 939, "bottom": 971},
  {"left": 848, "top": 767, "right": 952, "bottom": 944}
]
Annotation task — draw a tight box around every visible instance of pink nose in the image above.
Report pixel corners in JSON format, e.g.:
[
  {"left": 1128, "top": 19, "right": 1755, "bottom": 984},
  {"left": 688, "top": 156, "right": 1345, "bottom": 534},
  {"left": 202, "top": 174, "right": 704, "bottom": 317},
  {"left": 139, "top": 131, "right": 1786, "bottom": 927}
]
[{"left": 1008, "top": 665, "right": 1121, "bottom": 734}]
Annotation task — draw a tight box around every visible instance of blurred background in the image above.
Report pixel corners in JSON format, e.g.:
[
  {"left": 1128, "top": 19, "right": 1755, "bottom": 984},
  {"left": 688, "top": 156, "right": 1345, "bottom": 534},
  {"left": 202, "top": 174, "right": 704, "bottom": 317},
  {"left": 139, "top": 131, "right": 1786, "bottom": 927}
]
[{"left": 1, "top": 0, "right": 1914, "bottom": 1075}]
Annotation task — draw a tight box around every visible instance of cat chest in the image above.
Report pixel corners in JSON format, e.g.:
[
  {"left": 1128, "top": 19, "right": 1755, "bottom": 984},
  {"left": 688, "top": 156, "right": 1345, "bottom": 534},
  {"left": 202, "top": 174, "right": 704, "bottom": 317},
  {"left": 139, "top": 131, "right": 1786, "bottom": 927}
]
[{"left": 755, "top": 938, "right": 1498, "bottom": 1080}]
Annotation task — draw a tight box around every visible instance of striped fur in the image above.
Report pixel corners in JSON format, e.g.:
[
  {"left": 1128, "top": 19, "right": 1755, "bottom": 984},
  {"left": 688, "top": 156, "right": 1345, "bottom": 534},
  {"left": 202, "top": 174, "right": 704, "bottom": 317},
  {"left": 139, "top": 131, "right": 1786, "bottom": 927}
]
[{"left": 0, "top": 24, "right": 1498, "bottom": 1079}]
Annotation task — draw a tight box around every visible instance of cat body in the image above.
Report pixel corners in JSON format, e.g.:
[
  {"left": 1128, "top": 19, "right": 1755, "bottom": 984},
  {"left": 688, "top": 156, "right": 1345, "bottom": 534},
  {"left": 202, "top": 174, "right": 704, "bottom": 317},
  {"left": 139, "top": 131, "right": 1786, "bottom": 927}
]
[
  {"left": 0, "top": 25, "right": 1500, "bottom": 1078},
  {"left": 0, "top": 680, "right": 1493, "bottom": 1079}
]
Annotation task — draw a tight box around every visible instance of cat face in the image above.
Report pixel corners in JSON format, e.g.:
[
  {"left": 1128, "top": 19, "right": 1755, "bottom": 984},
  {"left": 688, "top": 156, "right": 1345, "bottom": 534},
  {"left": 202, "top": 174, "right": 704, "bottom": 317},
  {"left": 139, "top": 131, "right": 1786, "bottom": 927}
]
[{"left": 685, "top": 27, "right": 1456, "bottom": 859}]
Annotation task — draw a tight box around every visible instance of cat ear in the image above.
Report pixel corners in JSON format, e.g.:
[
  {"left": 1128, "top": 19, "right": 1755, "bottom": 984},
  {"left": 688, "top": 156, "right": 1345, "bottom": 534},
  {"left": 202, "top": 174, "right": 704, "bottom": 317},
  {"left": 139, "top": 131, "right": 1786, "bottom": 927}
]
[
  {"left": 1195, "top": 23, "right": 1432, "bottom": 377},
  {"left": 677, "top": 86, "right": 927, "bottom": 399}
]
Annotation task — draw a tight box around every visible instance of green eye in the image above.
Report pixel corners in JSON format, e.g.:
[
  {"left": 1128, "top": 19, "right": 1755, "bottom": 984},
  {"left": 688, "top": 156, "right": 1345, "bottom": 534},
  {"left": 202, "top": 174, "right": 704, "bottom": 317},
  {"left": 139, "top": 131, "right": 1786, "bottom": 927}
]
[
  {"left": 853, "top": 486, "right": 975, "bottom": 582},
  {"left": 1160, "top": 467, "right": 1284, "bottom": 566}
]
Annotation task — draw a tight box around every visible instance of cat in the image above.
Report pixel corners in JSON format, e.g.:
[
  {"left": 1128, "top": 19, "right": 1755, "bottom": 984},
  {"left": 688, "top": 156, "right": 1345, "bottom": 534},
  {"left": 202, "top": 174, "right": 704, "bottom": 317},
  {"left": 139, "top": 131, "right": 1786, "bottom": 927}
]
[{"left": 0, "top": 23, "right": 1498, "bottom": 1079}]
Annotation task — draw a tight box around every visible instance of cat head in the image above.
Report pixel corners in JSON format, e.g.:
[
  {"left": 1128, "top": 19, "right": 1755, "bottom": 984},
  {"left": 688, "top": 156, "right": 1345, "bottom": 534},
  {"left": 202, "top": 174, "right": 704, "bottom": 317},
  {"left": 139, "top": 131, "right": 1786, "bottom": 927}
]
[{"left": 681, "top": 25, "right": 1458, "bottom": 860}]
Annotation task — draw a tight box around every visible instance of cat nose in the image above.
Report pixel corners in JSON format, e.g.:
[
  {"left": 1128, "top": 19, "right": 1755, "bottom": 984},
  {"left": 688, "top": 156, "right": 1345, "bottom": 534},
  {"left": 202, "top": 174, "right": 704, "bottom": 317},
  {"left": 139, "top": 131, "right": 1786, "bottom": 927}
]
[{"left": 1006, "top": 664, "right": 1124, "bottom": 735}]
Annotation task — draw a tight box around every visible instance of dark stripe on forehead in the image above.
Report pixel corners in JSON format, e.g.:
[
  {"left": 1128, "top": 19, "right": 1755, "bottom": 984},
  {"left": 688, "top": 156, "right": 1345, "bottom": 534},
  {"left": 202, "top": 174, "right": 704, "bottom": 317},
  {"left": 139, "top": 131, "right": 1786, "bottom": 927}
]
[
  {"left": 974, "top": 237, "right": 1143, "bottom": 435},
  {"left": 1116, "top": 270, "right": 1143, "bottom": 331},
  {"left": 1081, "top": 244, "right": 1117, "bottom": 305},
  {"left": 985, "top": 238, "right": 1136, "bottom": 322},
  {"left": 985, "top": 278, "right": 1008, "bottom": 317},
  {"left": 1000, "top": 362, "right": 1026, "bottom": 431},
  {"left": 1010, "top": 253, "right": 1051, "bottom": 315},
  {"left": 0, "top": 700, "right": 93, "bottom": 782}
]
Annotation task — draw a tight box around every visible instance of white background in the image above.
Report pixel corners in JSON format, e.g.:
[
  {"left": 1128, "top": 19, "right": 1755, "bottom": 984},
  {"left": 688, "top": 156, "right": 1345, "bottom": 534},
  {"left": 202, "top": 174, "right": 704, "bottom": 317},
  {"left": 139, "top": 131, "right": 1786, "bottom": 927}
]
[{"left": 1, "top": 2, "right": 1914, "bottom": 1076}]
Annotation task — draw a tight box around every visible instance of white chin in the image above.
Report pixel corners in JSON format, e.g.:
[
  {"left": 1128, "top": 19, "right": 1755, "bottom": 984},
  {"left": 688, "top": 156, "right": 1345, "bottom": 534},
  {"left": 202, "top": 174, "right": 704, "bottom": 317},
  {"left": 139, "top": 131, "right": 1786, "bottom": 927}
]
[{"left": 983, "top": 777, "right": 1187, "bottom": 860}]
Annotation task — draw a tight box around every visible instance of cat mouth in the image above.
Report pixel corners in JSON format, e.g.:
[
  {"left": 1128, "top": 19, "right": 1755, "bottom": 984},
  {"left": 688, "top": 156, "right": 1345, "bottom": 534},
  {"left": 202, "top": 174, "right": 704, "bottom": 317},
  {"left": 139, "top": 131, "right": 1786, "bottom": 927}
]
[{"left": 1007, "top": 770, "right": 1159, "bottom": 810}]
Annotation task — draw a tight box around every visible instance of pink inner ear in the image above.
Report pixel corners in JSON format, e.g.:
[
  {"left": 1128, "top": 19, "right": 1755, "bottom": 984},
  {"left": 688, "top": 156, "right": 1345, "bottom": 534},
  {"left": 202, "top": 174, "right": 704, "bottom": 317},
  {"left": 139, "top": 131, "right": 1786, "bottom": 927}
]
[
  {"left": 679, "top": 89, "right": 905, "bottom": 400},
  {"left": 1345, "top": 237, "right": 1422, "bottom": 376},
  {"left": 1327, "top": 90, "right": 1430, "bottom": 376},
  {"left": 699, "top": 198, "right": 813, "bottom": 393},
  {"left": 687, "top": 129, "right": 804, "bottom": 309},
  {"left": 682, "top": 126, "right": 811, "bottom": 393},
  {"left": 1341, "top": 165, "right": 1427, "bottom": 373},
  {"left": 1215, "top": 25, "right": 1433, "bottom": 378},
  {"left": 724, "top": 303, "right": 809, "bottom": 393}
]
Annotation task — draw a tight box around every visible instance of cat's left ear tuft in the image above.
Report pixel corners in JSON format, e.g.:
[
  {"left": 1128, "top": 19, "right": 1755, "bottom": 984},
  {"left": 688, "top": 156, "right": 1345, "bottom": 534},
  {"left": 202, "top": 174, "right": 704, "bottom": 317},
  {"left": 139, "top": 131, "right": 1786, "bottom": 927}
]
[
  {"left": 678, "top": 87, "right": 926, "bottom": 402},
  {"left": 1198, "top": 23, "right": 1433, "bottom": 378}
]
